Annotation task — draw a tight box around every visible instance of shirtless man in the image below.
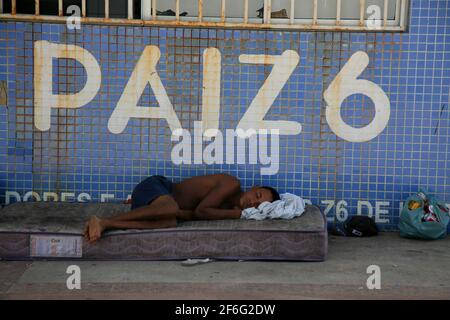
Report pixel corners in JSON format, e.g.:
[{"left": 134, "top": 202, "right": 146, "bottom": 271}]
[{"left": 84, "top": 174, "right": 280, "bottom": 243}]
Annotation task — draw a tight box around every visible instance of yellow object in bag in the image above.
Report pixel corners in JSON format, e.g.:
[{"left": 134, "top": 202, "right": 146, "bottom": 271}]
[{"left": 408, "top": 200, "right": 421, "bottom": 211}]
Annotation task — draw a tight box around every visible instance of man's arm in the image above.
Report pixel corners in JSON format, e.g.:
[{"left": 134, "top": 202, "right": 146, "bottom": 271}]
[{"left": 193, "top": 176, "right": 242, "bottom": 220}]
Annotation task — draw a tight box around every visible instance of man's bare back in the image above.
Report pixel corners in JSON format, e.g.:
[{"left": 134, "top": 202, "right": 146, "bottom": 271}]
[
  {"left": 84, "top": 173, "right": 280, "bottom": 243},
  {"left": 171, "top": 174, "right": 240, "bottom": 211}
]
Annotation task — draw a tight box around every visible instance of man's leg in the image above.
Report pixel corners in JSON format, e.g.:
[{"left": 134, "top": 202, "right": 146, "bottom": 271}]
[
  {"left": 84, "top": 195, "right": 194, "bottom": 242},
  {"left": 85, "top": 216, "right": 177, "bottom": 243},
  {"left": 113, "top": 195, "right": 180, "bottom": 221}
]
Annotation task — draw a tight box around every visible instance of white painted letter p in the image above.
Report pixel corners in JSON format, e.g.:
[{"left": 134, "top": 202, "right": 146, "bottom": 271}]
[{"left": 34, "top": 41, "right": 101, "bottom": 131}]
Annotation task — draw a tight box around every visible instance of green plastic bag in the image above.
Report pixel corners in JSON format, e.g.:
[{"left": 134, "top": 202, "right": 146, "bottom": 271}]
[{"left": 399, "top": 189, "right": 450, "bottom": 240}]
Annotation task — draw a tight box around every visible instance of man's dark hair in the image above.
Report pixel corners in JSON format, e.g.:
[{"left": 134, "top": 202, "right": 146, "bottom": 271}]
[{"left": 261, "top": 186, "right": 281, "bottom": 202}]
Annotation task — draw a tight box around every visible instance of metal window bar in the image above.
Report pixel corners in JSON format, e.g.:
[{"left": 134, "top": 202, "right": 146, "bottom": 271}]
[
  {"left": 290, "top": 0, "right": 295, "bottom": 25},
  {"left": 265, "top": 0, "right": 271, "bottom": 24},
  {"left": 359, "top": 0, "right": 366, "bottom": 26},
  {"left": 151, "top": 0, "right": 156, "bottom": 20},
  {"left": 105, "top": 0, "right": 109, "bottom": 19},
  {"left": 244, "top": 0, "right": 248, "bottom": 24},
  {"left": 198, "top": 0, "right": 203, "bottom": 22},
  {"left": 313, "top": 0, "right": 318, "bottom": 25},
  {"left": 384, "top": 0, "right": 389, "bottom": 26},
  {"left": 128, "top": 0, "right": 133, "bottom": 19},
  {"left": 400, "top": 0, "right": 407, "bottom": 29},
  {"left": 140, "top": 0, "right": 149, "bottom": 19},
  {"left": 58, "top": 0, "right": 62, "bottom": 17},
  {"left": 395, "top": 0, "right": 401, "bottom": 24},
  {"left": 336, "top": 0, "right": 341, "bottom": 25},
  {"left": 220, "top": 0, "right": 225, "bottom": 23},
  {"left": 1, "top": 0, "right": 409, "bottom": 32}
]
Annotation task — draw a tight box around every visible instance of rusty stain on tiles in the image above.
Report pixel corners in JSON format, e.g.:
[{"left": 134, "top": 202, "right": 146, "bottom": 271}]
[{"left": 0, "top": 81, "right": 7, "bottom": 105}]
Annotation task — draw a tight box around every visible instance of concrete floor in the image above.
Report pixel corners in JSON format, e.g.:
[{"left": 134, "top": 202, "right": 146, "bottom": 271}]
[{"left": 1, "top": 232, "right": 449, "bottom": 299}]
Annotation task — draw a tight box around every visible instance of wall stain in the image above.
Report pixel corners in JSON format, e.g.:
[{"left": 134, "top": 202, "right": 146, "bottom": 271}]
[{"left": 0, "top": 81, "right": 7, "bottom": 105}]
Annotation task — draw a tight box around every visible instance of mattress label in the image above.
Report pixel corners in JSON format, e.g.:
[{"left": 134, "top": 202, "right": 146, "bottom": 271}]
[{"left": 30, "top": 235, "right": 83, "bottom": 258}]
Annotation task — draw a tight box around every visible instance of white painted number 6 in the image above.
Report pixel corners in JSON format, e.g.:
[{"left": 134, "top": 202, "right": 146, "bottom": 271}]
[{"left": 324, "top": 51, "right": 390, "bottom": 142}]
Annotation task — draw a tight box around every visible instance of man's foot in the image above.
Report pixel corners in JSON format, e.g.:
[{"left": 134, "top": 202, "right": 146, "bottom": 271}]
[{"left": 84, "top": 216, "right": 106, "bottom": 243}]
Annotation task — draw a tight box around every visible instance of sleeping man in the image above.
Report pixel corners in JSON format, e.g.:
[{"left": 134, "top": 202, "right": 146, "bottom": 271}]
[{"left": 84, "top": 174, "right": 280, "bottom": 243}]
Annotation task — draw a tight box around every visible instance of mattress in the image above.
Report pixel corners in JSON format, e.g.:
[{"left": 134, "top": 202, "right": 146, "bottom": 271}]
[{"left": 0, "top": 202, "right": 327, "bottom": 261}]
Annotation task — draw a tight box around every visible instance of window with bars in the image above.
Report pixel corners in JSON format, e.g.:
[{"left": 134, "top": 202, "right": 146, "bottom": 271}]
[{"left": 0, "top": 0, "right": 409, "bottom": 31}]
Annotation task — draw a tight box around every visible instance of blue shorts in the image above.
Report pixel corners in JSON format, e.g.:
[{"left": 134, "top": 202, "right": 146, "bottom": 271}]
[{"left": 131, "top": 175, "right": 173, "bottom": 210}]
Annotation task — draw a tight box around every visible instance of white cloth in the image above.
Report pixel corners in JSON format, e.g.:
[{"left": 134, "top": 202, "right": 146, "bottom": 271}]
[{"left": 240, "top": 193, "right": 306, "bottom": 220}]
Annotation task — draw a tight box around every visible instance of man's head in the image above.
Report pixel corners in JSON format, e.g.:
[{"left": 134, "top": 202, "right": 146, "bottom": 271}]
[{"left": 239, "top": 186, "right": 281, "bottom": 209}]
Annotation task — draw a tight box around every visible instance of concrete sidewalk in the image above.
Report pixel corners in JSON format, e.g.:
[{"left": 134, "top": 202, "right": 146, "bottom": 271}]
[{"left": 1, "top": 232, "right": 449, "bottom": 299}]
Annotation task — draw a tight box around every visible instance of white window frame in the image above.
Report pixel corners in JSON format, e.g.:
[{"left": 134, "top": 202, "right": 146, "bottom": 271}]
[{"left": 0, "top": 0, "right": 409, "bottom": 31}]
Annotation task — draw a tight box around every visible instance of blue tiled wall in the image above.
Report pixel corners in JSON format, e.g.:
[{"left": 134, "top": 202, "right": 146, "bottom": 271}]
[{"left": 0, "top": 0, "right": 449, "bottom": 231}]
